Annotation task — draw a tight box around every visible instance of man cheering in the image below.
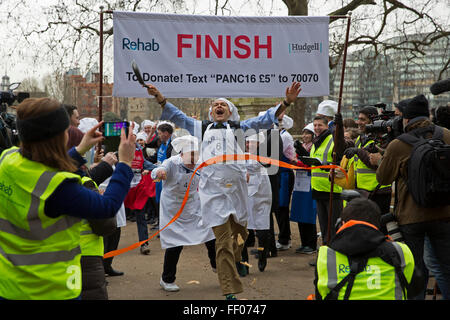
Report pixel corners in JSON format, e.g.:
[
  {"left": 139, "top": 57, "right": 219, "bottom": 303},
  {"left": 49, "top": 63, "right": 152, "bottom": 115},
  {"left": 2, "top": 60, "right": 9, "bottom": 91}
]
[{"left": 145, "top": 82, "right": 301, "bottom": 299}]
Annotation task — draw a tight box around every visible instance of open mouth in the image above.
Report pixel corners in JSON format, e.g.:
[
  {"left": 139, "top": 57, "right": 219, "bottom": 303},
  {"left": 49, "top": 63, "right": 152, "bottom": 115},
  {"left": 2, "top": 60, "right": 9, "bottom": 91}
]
[{"left": 215, "top": 109, "right": 225, "bottom": 115}]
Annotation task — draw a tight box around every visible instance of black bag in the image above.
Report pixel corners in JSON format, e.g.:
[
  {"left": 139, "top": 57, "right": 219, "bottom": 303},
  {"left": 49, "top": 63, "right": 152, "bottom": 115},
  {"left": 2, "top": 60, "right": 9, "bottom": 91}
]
[{"left": 396, "top": 125, "right": 450, "bottom": 208}]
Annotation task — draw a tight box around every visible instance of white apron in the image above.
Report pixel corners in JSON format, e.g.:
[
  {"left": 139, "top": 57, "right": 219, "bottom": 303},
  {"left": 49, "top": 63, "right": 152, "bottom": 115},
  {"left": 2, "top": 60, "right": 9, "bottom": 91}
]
[
  {"left": 198, "top": 123, "right": 248, "bottom": 228},
  {"left": 246, "top": 158, "right": 272, "bottom": 230},
  {"left": 152, "top": 155, "right": 215, "bottom": 249}
]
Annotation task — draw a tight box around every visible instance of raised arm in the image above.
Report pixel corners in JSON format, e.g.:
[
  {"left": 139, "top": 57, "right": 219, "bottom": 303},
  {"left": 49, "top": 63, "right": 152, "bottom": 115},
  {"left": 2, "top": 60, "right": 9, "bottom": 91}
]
[
  {"left": 240, "top": 82, "right": 301, "bottom": 132},
  {"left": 145, "top": 84, "right": 201, "bottom": 137}
]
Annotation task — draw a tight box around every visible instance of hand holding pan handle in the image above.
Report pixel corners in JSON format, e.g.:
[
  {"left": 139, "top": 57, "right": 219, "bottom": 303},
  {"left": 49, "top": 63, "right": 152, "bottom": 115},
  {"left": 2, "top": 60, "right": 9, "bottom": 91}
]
[{"left": 131, "top": 60, "right": 148, "bottom": 88}]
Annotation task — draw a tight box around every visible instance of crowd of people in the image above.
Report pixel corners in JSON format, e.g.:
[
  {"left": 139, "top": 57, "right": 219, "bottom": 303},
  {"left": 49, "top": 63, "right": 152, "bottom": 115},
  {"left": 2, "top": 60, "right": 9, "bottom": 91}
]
[{"left": 0, "top": 78, "right": 449, "bottom": 300}]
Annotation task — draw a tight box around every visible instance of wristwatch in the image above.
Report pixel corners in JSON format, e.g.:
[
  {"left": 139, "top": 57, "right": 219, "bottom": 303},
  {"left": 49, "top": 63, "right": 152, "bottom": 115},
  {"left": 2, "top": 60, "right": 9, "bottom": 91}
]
[{"left": 282, "top": 100, "right": 291, "bottom": 107}]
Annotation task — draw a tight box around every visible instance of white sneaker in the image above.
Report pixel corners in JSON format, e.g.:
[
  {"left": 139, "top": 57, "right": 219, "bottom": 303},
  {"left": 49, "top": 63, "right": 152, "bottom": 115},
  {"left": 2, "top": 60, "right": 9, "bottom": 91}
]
[
  {"left": 160, "top": 278, "right": 180, "bottom": 292},
  {"left": 276, "top": 240, "right": 291, "bottom": 251}
]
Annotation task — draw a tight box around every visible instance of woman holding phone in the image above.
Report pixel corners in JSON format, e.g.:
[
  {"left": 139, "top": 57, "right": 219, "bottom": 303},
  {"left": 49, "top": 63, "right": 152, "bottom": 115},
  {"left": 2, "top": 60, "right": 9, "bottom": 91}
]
[{"left": 0, "top": 97, "right": 136, "bottom": 300}]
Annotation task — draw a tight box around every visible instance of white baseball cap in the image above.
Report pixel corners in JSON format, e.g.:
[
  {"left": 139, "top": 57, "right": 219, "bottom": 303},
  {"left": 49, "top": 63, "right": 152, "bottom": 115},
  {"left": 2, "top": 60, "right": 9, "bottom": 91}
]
[{"left": 317, "top": 100, "right": 338, "bottom": 117}]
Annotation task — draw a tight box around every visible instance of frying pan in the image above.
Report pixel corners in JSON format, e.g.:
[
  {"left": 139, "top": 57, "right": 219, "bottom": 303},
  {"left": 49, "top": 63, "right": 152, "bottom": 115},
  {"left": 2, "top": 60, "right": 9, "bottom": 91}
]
[{"left": 131, "top": 59, "right": 148, "bottom": 88}]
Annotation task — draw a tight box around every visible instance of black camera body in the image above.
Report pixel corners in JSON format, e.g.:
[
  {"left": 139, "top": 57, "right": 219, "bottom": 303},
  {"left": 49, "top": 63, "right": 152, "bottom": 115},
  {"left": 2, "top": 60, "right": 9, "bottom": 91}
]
[
  {"left": 0, "top": 84, "right": 29, "bottom": 153},
  {"left": 365, "top": 103, "right": 403, "bottom": 147},
  {"left": 380, "top": 212, "right": 404, "bottom": 242}
]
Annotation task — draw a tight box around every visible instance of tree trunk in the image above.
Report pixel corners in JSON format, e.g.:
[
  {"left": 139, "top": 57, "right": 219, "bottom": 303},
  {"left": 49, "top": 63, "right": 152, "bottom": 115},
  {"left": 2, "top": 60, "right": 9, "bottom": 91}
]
[{"left": 282, "top": 0, "right": 308, "bottom": 135}]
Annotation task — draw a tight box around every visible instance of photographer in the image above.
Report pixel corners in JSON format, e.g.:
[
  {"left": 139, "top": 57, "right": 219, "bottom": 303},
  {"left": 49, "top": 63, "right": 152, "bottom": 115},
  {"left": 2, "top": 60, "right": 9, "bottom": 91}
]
[
  {"left": 343, "top": 106, "right": 392, "bottom": 214},
  {"left": 0, "top": 97, "right": 135, "bottom": 300},
  {"left": 374, "top": 94, "right": 450, "bottom": 300},
  {"left": 314, "top": 198, "right": 422, "bottom": 300}
]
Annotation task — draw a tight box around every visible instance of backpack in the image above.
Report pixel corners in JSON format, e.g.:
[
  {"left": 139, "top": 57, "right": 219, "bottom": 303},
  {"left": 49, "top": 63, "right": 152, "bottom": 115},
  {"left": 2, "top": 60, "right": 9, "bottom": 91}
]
[{"left": 396, "top": 125, "right": 450, "bottom": 208}]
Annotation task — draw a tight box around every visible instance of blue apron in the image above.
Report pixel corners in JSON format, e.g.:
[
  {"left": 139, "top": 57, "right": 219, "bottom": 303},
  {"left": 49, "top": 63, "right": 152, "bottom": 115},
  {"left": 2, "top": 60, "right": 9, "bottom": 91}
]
[
  {"left": 290, "top": 170, "right": 317, "bottom": 224},
  {"left": 155, "top": 137, "right": 171, "bottom": 203}
]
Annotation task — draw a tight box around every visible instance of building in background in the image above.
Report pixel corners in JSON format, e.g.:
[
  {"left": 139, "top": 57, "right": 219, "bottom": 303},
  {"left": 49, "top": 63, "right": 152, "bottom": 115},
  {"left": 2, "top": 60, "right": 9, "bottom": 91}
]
[
  {"left": 329, "top": 33, "right": 450, "bottom": 120},
  {"left": 63, "top": 66, "right": 121, "bottom": 119}
]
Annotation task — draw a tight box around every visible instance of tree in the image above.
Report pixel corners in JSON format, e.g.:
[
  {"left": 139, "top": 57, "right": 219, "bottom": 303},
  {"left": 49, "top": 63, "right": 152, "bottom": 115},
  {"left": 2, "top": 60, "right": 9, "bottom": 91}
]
[
  {"left": 42, "top": 71, "right": 65, "bottom": 101},
  {"left": 18, "top": 77, "right": 42, "bottom": 93},
  {"left": 280, "top": 0, "right": 449, "bottom": 131},
  {"left": 3, "top": 0, "right": 448, "bottom": 131}
]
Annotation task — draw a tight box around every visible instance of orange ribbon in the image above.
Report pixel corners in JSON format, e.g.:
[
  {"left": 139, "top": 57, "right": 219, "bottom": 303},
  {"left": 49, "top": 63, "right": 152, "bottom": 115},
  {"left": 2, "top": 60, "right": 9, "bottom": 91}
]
[{"left": 103, "top": 154, "right": 347, "bottom": 259}]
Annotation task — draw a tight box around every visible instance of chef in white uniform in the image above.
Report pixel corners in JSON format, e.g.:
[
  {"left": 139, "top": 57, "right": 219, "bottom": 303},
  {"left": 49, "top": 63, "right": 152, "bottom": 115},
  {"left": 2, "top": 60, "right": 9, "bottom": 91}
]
[
  {"left": 151, "top": 135, "right": 216, "bottom": 292},
  {"left": 243, "top": 132, "right": 272, "bottom": 272},
  {"left": 144, "top": 81, "right": 301, "bottom": 300}
]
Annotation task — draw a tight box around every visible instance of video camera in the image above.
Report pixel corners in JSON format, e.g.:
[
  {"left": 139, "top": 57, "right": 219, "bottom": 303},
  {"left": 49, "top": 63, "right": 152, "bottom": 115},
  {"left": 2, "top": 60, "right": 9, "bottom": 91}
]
[
  {"left": 365, "top": 103, "right": 403, "bottom": 147},
  {"left": 0, "top": 83, "right": 29, "bottom": 153}
]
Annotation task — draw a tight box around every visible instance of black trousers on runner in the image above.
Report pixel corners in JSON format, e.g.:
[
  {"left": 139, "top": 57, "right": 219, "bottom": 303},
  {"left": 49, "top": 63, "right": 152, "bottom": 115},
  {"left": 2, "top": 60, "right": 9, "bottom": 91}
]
[{"left": 162, "top": 239, "right": 216, "bottom": 284}]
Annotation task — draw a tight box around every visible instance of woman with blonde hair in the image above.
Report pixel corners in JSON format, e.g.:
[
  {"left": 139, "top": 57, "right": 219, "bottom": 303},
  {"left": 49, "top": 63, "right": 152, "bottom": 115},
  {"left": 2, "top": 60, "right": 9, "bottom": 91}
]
[{"left": 0, "top": 97, "right": 136, "bottom": 300}]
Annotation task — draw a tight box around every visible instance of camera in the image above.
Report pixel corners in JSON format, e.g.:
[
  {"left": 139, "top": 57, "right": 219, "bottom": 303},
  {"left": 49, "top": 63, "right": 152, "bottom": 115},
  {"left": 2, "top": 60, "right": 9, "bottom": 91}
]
[
  {"left": 380, "top": 212, "right": 404, "bottom": 242},
  {"left": 0, "top": 83, "right": 29, "bottom": 153},
  {"left": 365, "top": 103, "right": 403, "bottom": 146}
]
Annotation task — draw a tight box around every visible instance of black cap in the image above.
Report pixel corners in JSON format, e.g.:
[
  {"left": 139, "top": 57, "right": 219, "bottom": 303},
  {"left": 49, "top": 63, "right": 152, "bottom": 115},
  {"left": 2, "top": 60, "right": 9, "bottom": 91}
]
[
  {"left": 402, "top": 94, "right": 429, "bottom": 119},
  {"left": 395, "top": 99, "right": 410, "bottom": 114},
  {"left": 359, "top": 106, "right": 378, "bottom": 118}
]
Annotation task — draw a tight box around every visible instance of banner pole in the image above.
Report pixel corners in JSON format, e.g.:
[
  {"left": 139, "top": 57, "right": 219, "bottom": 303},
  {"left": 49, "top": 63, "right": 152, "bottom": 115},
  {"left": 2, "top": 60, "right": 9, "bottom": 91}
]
[
  {"left": 98, "top": 6, "right": 104, "bottom": 122},
  {"left": 326, "top": 12, "right": 352, "bottom": 244}
]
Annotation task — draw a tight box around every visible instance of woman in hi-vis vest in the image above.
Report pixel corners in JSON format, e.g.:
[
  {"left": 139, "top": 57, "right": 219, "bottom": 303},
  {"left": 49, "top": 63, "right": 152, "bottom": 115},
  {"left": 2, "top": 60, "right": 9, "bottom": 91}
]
[{"left": 0, "top": 97, "right": 136, "bottom": 300}]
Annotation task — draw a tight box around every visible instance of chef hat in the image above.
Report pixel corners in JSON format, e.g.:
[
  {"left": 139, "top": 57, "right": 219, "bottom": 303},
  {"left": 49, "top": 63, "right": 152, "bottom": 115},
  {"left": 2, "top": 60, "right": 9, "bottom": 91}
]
[
  {"left": 246, "top": 131, "right": 265, "bottom": 144},
  {"left": 278, "top": 114, "right": 294, "bottom": 130},
  {"left": 157, "top": 120, "right": 174, "bottom": 129},
  {"left": 303, "top": 122, "right": 315, "bottom": 134},
  {"left": 141, "top": 119, "right": 155, "bottom": 129},
  {"left": 317, "top": 100, "right": 338, "bottom": 117},
  {"left": 136, "top": 132, "right": 147, "bottom": 141},
  {"left": 78, "top": 117, "right": 98, "bottom": 133},
  {"left": 171, "top": 135, "right": 199, "bottom": 154},
  {"left": 208, "top": 98, "right": 240, "bottom": 122}
]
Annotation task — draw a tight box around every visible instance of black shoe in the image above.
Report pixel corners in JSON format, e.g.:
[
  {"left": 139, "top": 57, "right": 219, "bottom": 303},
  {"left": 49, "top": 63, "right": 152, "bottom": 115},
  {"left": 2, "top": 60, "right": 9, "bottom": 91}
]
[
  {"left": 308, "top": 260, "right": 317, "bottom": 267},
  {"left": 105, "top": 267, "right": 124, "bottom": 277},
  {"left": 236, "top": 262, "right": 247, "bottom": 277},
  {"left": 258, "top": 248, "right": 267, "bottom": 272}
]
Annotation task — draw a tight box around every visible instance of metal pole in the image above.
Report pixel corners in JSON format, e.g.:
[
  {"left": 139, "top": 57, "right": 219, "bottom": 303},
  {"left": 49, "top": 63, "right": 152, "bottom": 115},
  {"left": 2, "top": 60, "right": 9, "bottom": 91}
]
[
  {"left": 326, "top": 12, "right": 352, "bottom": 244},
  {"left": 99, "top": 6, "right": 104, "bottom": 122}
]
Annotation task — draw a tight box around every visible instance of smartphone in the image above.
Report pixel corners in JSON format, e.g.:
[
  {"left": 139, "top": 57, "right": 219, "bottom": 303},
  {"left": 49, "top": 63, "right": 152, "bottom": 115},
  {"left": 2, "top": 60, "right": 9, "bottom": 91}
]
[
  {"left": 101, "top": 121, "right": 129, "bottom": 137},
  {"left": 101, "top": 121, "right": 129, "bottom": 153}
]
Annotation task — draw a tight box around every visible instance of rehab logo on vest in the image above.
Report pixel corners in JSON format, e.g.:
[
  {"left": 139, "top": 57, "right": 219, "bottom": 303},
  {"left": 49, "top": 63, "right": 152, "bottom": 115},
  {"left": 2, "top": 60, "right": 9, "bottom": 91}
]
[
  {"left": 122, "top": 37, "right": 160, "bottom": 52},
  {"left": 288, "top": 42, "right": 322, "bottom": 54},
  {"left": 0, "top": 180, "right": 13, "bottom": 196}
]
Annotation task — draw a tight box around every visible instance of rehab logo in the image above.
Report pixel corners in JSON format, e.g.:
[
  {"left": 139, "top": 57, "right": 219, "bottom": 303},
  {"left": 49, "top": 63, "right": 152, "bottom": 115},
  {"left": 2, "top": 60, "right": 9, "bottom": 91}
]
[
  {"left": 0, "top": 180, "right": 13, "bottom": 196},
  {"left": 288, "top": 42, "right": 322, "bottom": 54},
  {"left": 122, "top": 37, "right": 160, "bottom": 52}
]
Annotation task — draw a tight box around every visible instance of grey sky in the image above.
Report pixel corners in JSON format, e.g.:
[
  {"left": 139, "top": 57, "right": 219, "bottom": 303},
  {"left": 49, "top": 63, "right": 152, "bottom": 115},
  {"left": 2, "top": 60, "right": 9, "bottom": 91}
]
[{"left": 1, "top": 0, "right": 448, "bottom": 87}]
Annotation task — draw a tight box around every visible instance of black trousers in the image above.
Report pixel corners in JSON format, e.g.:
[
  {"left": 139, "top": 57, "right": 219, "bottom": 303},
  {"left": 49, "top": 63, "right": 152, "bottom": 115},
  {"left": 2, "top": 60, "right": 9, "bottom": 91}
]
[
  {"left": 81, "top": 256, "right": 108, "bottom": 300},
  {"left": 316, "top": 198, "right": 343, "bottom": 245},
  {"left": 268, "top": 173, "right": 279, "bottom": 255},
  {"left": 242, "top": 229, "right": 270, "bottom": 262},
  {"left": 103, "top": 227, "right": 121, "bottom": 271},
  {"left": 297, "top": 223, "right": 317, "bottom": 250},
  {"left": 275, "top": 170, "right": 295, "bottom": 245},
  {"left": 276, "top": 206, "right": 292, "bottom": 245},
  {"left": 162, "top": 239, "right": 216, "bottom": 284}
]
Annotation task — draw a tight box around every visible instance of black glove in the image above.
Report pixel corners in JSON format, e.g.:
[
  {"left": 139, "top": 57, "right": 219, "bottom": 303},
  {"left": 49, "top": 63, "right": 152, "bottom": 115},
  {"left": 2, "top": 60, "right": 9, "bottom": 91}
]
[
  {"left": 344, "top": 147, "right": 358, "bottom": 159},
  {"left": 334, "top": 112, "right": 343, "bottom": 127}
]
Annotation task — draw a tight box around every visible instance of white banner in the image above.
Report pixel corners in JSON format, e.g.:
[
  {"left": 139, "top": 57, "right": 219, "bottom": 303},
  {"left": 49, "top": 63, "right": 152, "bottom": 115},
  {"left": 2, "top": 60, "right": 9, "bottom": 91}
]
[{"left": 113, "top": 11, "right": 329, "bottom": 98}]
